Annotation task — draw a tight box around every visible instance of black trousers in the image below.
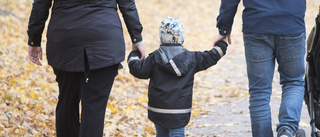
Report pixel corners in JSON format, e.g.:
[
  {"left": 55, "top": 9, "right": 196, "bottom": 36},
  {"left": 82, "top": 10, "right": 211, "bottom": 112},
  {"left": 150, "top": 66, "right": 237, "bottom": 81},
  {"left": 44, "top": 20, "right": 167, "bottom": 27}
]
[{"left": 53, "top": 64, "right": 118, "bottom": 137}]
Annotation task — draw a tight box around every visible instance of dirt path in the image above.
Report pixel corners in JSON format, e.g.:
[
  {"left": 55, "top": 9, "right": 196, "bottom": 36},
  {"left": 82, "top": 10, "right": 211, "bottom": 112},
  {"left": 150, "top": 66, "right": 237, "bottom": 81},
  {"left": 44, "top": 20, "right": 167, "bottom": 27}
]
[{"left": 189, "top": 90, "right": 311, "bottom": 137}]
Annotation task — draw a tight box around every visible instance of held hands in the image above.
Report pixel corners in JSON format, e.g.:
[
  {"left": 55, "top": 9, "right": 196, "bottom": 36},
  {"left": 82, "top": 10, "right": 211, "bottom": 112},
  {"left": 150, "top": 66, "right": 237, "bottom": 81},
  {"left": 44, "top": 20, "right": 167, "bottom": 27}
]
[
  {"left": 28, "top": 46, "right": 42, "bottom": 66},
  {"left": 213, "top": 34, "right": 232, "bottom": 47},
  {"left": 132, "top": 44, "right": 145, "bottom": 60}
]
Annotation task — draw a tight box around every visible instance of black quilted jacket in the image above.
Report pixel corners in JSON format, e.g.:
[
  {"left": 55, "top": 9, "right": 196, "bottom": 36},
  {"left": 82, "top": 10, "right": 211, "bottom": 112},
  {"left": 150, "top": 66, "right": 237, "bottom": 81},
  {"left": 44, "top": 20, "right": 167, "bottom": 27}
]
[
  {"left": 27, "top": 0, "right": 143, "bottom": 71},
  {"left": 128, "top": 41, "right": 227, "bottom": 128}
]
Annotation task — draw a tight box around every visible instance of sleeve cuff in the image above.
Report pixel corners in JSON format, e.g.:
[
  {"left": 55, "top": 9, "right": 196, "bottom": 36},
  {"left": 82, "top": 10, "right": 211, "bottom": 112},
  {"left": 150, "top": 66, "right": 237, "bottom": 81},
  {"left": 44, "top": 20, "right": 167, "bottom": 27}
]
[
  {"left": 212, "top": 46, "right": 225, "bottom": 57},
  {"left": 132, "top": 41, "right": 143, "bottom": 47},
  {"left": 218, "top": 28, "right": 231, "bottom": 36},
  {"left": 28, "top": 35, "right": 42, "bottom": 47},
  {"left": 28, "top": 40, "right": 41, "bottom": 47},
  {"left": 128, "top": 50, "right": 141, "bottom": 64}
]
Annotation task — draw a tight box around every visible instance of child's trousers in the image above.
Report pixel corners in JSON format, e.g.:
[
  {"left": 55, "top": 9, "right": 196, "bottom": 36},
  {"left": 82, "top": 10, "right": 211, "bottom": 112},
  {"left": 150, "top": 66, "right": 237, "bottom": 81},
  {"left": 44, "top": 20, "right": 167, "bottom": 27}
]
[{"left": 154, "top": 123, "right": 185, "bottom": 137}]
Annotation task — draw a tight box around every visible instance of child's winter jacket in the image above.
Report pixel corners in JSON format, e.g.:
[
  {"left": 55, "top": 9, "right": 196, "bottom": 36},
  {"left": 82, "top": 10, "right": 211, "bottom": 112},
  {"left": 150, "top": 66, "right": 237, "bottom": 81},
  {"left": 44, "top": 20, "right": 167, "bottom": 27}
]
[{"left": 128, "top": 41, "right": 227, "bottom": 128}]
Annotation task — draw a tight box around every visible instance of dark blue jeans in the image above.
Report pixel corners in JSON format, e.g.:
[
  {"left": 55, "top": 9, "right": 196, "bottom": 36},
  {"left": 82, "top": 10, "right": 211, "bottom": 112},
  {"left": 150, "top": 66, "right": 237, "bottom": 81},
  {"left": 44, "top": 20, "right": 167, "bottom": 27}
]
[
  {"left": 154, "top": 123, "right": 185, "bottom": 137},
  {"left": 243, "top": 32, "right": 306, "bottom": 137}
]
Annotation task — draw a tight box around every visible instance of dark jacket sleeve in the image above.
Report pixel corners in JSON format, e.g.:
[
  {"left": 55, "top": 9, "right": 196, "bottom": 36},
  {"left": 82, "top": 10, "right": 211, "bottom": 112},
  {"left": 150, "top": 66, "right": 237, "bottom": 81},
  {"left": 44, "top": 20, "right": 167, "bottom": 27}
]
[
  {"left": 216, "top": 0, "right": 240, "bottom": 36},
  {"left": 117, "top": 0, "right": 143, "bottom": 44},
  {"left": 195, "top": 41, "right": 228, "bottom": 72},
  {"left": 27, "top": 0, "right": 52, "bottom": 47},
  {"left": 127, "top": 51, "right": 153, "bottom": 79}
]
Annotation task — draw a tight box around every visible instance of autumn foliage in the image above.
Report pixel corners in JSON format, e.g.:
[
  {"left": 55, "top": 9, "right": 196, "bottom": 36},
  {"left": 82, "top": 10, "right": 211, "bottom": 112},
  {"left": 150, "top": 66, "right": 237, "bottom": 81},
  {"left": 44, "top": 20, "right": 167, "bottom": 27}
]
[{"left": 1, "top": 0, "right": 320, "bottom": 136}]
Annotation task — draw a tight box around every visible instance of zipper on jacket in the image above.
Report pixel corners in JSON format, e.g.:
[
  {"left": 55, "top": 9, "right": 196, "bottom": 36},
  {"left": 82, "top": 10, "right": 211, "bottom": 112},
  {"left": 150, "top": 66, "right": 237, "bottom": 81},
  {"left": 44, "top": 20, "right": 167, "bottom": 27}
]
[
  {"left": 84, "top": 49, "right": 90, "bottom": 83},
  {"left": 84, "top": 71, "right": 90, "bottom": 83}
]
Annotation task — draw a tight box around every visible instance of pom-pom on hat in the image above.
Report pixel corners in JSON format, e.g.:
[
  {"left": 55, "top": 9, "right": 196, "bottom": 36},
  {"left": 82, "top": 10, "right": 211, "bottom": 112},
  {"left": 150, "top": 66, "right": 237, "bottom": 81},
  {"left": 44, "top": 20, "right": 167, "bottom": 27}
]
[{"left": 159, "top": 17, "right": 184, "bottom": 44}]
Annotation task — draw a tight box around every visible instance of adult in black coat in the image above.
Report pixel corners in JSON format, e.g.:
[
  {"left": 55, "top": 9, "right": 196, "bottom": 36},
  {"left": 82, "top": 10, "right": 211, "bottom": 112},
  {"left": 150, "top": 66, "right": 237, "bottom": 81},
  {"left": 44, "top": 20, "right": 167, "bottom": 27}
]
[{"left": 27, "top": 0, "right": 145, "bottom": 136}]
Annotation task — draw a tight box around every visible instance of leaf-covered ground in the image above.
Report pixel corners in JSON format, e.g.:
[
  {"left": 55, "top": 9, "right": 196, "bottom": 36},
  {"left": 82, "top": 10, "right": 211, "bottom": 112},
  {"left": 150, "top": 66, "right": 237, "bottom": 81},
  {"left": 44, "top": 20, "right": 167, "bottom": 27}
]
[{"left": 1, "top": 0, "right": 320, "bottom": 136}]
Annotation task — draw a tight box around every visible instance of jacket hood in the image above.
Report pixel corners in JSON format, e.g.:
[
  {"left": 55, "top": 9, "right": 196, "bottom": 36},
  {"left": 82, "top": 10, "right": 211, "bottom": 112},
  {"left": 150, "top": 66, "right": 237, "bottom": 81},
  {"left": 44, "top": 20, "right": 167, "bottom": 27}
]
[{"left": 154, "top": 44, "right": 192, "bottom": 76}]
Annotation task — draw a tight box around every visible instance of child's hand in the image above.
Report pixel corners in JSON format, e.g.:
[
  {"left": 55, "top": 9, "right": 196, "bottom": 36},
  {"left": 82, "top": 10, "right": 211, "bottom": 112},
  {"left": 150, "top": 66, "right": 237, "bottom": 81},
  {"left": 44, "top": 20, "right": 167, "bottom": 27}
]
[
  {"left": 214, "top": 40, "right": 228, "bottom": 56},
  {"left": 132, "top": 45, "right": 145, "bottom": 60}
]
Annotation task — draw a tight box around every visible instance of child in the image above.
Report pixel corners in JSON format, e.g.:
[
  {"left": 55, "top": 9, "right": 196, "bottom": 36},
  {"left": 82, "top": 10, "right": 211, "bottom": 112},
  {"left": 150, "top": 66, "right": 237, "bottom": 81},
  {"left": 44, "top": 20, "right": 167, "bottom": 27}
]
[{"left": 127, "top": 17, "right": 228, "bottom": 137}]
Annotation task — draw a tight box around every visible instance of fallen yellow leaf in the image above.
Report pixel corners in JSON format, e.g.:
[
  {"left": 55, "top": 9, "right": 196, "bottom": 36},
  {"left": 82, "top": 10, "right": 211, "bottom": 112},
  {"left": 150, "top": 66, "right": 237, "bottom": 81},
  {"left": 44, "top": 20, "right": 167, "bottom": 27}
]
[
  {"left": 29, "top": 90, "right": 39, "bottom": 99},
  {"left": 40, "top": 82, "right": 46, "bottom": 90},
  {"left": 124, "top": 106, "right": 133, "bottom": 115},
  {"left": 139, "top": 95, "right": 148, "bottom": 103},
  {"left": 192, "top": 109, "right": 200, "bottom": 117},
  {"left": 107, "top": 104, "right": 118, "bottom": 114}
]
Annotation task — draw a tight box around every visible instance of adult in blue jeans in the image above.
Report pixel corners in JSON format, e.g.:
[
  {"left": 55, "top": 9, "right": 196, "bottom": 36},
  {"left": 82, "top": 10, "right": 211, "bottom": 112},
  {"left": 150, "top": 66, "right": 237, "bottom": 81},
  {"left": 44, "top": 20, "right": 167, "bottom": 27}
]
[{"left": 214, "top": 0, "right": 306, "bottom": 137}]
